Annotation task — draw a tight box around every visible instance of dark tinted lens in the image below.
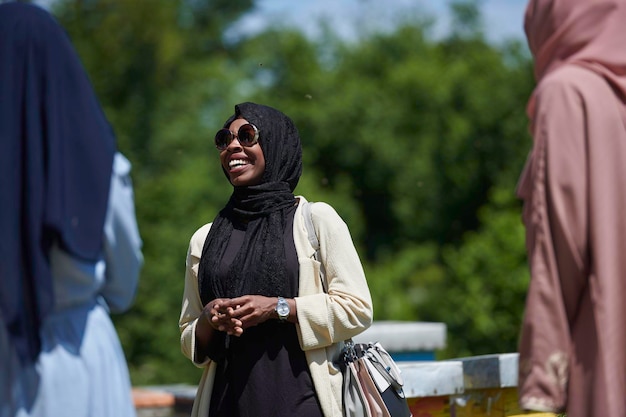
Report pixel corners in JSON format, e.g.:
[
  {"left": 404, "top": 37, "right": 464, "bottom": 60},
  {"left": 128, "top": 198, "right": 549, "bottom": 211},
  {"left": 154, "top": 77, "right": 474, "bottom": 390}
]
[
  {"left": 215, "top": 129, "right": 232, "bottom": 150},
  {"left": 238, "top": 124, "right": 259, "bottom": 146}
]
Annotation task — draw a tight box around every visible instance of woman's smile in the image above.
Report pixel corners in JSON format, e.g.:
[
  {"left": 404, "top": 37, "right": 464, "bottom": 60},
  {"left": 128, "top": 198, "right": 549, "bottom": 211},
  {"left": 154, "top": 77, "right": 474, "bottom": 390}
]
[{"left": 220, "top": 118, "right": 265, "bottom": 186}]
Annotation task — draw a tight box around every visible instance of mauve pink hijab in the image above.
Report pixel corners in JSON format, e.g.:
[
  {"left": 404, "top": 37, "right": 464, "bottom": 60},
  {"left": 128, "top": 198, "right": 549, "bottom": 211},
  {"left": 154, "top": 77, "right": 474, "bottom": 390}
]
[
  {"left": 524, "top": 0, "right": 626, "bottom": 118},
  {"left": 517, "top": 0, "right": 626, "bottom": 416}
]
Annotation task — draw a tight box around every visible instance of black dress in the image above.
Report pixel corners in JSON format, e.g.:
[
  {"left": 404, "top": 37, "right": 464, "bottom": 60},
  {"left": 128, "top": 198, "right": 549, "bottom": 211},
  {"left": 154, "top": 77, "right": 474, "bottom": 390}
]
[{"left": 208, "top": 205, "right": 324, "bottom": 417}]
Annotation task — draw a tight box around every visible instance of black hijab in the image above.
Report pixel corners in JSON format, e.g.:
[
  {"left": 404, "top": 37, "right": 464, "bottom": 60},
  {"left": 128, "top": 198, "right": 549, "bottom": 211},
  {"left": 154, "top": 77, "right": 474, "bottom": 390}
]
[
  {"left": 0, "top": 3, "right": 115, "bottom": 362},
  {"left": 198, "top": 103, "right": 302, "bottom": 305}
]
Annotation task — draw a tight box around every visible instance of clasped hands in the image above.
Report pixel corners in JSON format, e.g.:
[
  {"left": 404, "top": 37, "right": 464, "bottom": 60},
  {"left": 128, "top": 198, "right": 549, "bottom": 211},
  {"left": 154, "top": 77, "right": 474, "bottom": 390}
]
[{"left": 203, "top": 295, "right": 276, "bottom": 337}]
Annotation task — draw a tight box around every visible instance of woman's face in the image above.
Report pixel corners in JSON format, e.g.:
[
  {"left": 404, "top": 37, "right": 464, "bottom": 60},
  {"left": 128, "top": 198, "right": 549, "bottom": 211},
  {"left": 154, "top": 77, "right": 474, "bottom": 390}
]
[{"left": 220, "top": 117, "right": 266, "bottom": 187}]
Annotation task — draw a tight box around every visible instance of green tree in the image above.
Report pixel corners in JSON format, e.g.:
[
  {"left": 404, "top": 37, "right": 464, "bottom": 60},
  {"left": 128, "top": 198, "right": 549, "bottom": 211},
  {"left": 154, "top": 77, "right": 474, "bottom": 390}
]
[
  {"left": 45, "top": 0, "right": 536, "bottom": 384},
  {"left": 237, "top": 16, "right": 535, "bottom": 360},
  {"left": 424, "top": 186, "right": 530, "bottom": 358}
]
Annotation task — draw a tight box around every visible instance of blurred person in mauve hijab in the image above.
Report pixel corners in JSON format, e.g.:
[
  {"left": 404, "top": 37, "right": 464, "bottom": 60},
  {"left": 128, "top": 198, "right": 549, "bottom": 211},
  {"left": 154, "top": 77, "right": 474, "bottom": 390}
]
[
  {"left": 0, "top": 3, "right": 142, "bottom": 417},
  {"left": 517, "top": 0, "right": 626, "bottom": 416}
]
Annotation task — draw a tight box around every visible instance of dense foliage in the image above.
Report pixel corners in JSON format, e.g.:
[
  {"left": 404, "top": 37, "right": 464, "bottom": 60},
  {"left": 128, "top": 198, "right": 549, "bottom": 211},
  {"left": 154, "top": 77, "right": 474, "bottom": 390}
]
[{"left": 49, "top": 0, "right": 535, "bottom": 384}]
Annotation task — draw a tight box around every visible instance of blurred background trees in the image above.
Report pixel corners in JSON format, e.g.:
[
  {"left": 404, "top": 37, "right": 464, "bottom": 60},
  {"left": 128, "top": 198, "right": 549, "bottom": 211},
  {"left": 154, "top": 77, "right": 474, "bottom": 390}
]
[{"left": 43, "top": 0, "right": 534, "bottom": 384}]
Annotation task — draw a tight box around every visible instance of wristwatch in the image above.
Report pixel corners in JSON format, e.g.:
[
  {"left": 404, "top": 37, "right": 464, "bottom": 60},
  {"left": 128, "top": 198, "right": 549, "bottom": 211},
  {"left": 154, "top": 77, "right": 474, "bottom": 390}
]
[{"left": 275, "top": 297, "right": 290, "bottom": 321}]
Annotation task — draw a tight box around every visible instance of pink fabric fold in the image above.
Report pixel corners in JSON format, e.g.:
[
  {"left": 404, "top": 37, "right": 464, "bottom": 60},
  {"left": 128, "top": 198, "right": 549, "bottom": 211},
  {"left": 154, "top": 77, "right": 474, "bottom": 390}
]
[{"left": 517, "top": 1, "right": 626, "bottom": 416}]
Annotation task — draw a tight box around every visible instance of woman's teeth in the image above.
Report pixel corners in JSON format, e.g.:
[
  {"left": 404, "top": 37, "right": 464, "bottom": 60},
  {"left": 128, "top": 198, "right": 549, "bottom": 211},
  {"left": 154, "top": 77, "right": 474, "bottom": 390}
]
[{"left": 229, "top": 159, "right": 248, "bottom": 168}]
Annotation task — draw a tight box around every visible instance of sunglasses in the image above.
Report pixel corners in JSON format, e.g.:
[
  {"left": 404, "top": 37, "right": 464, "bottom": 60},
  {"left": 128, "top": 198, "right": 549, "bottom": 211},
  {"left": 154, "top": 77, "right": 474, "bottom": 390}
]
[{"left": 214, "top": 123, "right": 260, "bottom": 151}]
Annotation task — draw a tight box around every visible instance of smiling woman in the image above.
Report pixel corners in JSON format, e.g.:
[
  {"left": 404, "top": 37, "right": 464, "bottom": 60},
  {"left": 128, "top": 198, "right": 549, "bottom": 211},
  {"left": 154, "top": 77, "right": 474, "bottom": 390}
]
[{"left": 178, "top": 102, "right": 373, "bottom": 417}]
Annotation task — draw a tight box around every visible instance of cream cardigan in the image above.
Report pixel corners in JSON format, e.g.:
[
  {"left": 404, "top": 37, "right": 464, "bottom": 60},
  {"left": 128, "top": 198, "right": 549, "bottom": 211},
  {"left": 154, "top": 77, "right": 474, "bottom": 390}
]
[{"left": 179, "top": 196, "right": 373, "bottom": 417}]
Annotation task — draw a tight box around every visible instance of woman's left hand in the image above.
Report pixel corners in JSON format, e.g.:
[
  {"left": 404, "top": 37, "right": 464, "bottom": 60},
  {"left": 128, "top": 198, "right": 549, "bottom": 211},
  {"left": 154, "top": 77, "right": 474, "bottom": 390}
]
[{"left": 206, "top": 298, "right": 243, "bottom": 336}]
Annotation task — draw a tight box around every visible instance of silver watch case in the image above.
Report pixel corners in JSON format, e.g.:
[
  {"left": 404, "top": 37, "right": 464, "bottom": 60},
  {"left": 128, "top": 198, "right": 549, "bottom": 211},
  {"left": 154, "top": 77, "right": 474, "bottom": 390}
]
[{"left": 276, "top": 297, "right": 290, "bottom": 320}]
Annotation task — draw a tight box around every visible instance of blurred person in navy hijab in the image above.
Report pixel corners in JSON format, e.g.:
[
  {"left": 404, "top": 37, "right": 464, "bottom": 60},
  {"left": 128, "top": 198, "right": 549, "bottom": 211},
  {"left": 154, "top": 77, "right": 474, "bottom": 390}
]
[{"left": 0, "top": 3, "right": 143, "bottom": 416}]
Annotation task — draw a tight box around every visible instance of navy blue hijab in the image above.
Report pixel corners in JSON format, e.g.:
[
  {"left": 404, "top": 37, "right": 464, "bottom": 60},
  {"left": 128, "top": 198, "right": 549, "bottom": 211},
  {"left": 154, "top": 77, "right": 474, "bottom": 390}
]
[{"left": 0, "top": 3, "right": 115, "bottom": 363}]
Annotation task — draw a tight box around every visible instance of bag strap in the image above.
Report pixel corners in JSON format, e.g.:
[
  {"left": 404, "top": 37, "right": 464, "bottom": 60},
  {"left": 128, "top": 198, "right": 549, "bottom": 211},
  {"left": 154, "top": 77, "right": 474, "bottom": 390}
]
[
  {"left": 302, "top": 201, "right": 327, "bottom": 292},
  {"left": 302, "top": 201, "right": 319, "bottom": 255}
]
